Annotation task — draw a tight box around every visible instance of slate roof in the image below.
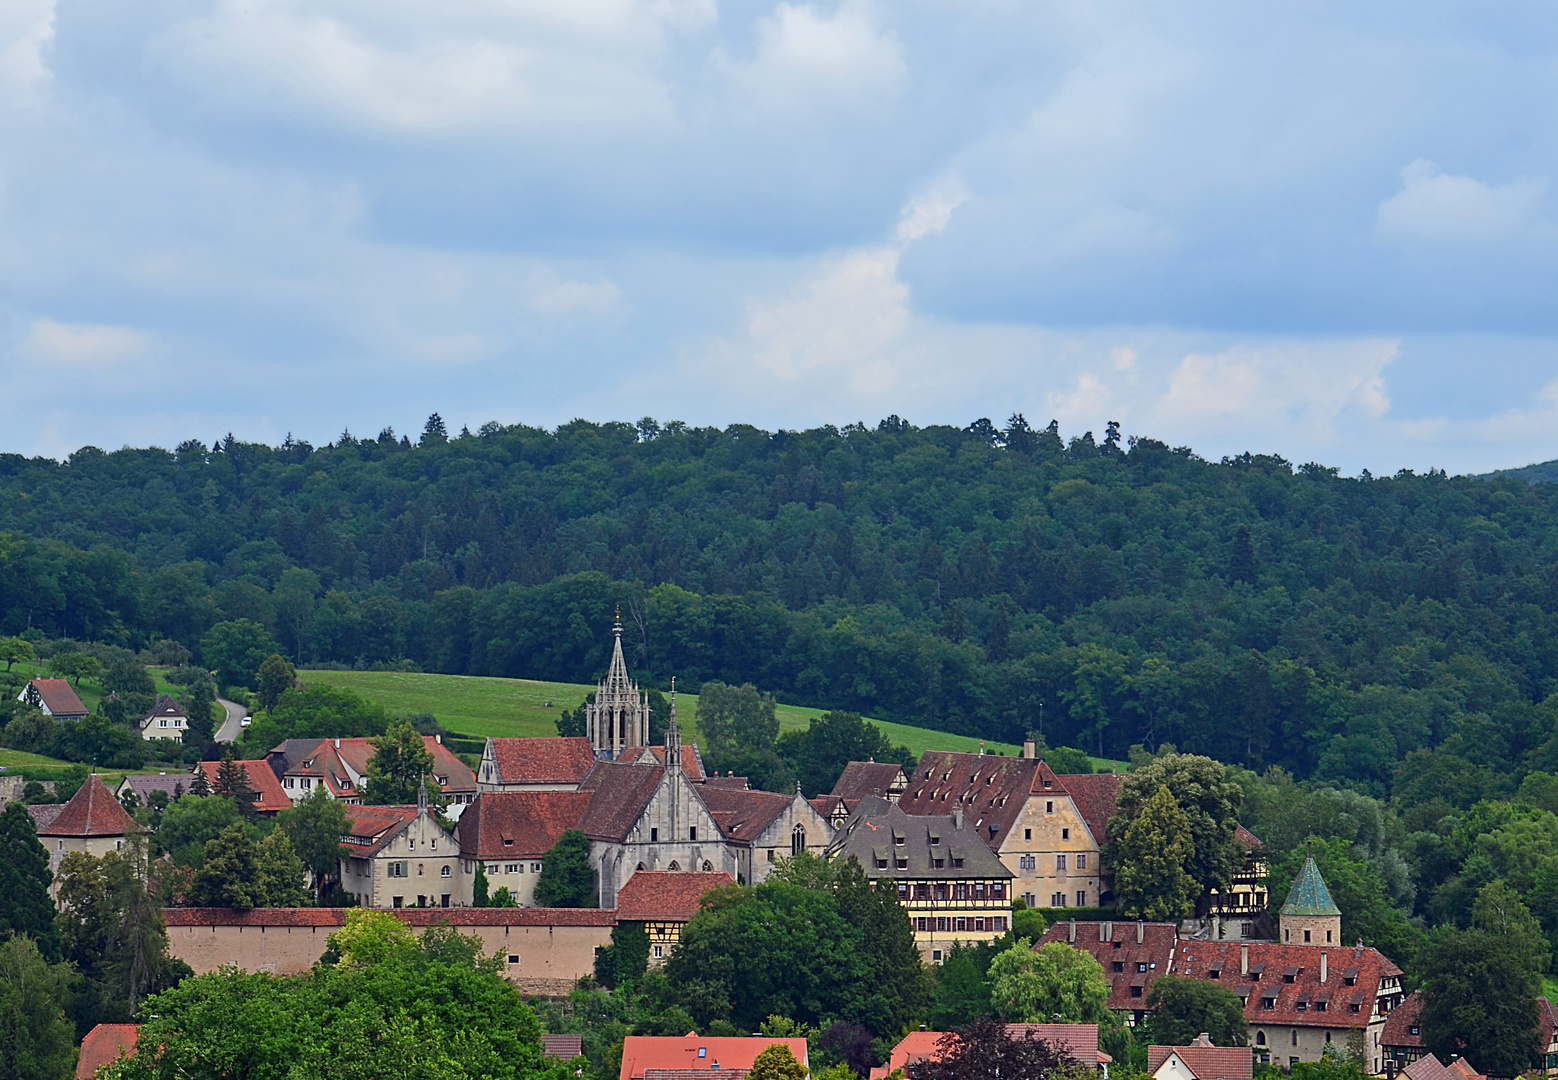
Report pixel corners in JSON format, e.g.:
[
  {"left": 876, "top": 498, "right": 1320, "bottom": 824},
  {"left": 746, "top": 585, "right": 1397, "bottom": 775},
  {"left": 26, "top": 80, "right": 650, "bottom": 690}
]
[
  {"left": 1281, "top": 855, "right": 1342, "bottom": 916},
  {"left": 27, "top": 678, "right": 88, "bottom": 718},
  {"left": 193, "top": 759, "right": 291, "bottom": 814},
  {"left": 486, "top": 737, "right": 596, "bottom": 785},
  {"left": 1036, "top": 921, "right": 1180, "bottom": 1011},
  {"left": 1401, "top": 1056, "right": 1456, "bottom": 1080},
  {"left": 826, "top": 796, "right": 1013, "bottom": 880},
  {"left": 1176, "top": 941, "right": 1402, "bottom": 1029},
  {"left": 164, "top": 906, "right": 618, "bottom": 927},
  {"left": 77, "top": 1023, "right": 139, "bottom": 1078},
  {"left": 117, "top": 773, "right": 192, "bottom": 804},
  {"left": 831, "top": 761, "right": 907, "bottom": 800},
  {"left": 139, "top": 694, "right": 188, "bottom": 728},
  {"left": 455, "top": 791, "right": 592, "bottom": 859},
  {"left": 339, "top": 804, "right": 419, "bottom": 859},
  {"left": 697, "top": 787, "right": 793, "bottom": 843},
  {"left": 27, "top": 803, "right": 65, "bottom": 830},
  {"left": 37, "top": 775, "right": 137, "bottom": 837},
  {"left": 544, "top": 1035, "right": 586, "bottom": 1059},
  {"left": 576, "top": 761, "right": 668, "bottom": 842},
  {"left": 615, "top": 870, "right": 734, "bottom": 922},
  {"left": 1147, "top": 1037, "right": 1253, "bottom": 1080},
  {"left": 1382, "top": 990, "right": 1423, "bottom": 1048},
  {"left": 620, "top": 1037, "right": 808, "bottom": 1080}
]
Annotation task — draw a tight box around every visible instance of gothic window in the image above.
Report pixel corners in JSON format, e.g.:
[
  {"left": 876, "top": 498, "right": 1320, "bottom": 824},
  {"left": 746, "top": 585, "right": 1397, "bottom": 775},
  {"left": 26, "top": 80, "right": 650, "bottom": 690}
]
[
  {"left": 702, "top": 861, "right": 713, "bottom": 871},
  {"left": 668, "top": 861, "right": 680, "bottom": 871},
  {"left": 792, "top": 824, "right": 807, "bottom": 854}
]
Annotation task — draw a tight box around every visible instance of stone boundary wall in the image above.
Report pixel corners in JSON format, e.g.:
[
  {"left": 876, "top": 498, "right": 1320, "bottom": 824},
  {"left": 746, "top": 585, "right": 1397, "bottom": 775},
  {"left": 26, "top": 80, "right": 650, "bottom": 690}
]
[{"left": 165, "top": 907, "right": 615, "bottom": 993}]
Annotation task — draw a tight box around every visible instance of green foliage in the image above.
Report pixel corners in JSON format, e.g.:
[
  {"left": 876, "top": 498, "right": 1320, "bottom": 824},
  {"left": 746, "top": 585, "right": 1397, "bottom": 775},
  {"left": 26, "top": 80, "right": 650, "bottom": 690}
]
[
  {"left": 0, "top": 637, "right": 35, "bottom": 673},
  {"left": 929, "top": 944, "right": 993, "bottom": 1029},
  {"left": 187, "top": 824, "right": 306, "bottom": 909},
  {"left": 533, "top": 830, "right": 598, "bottom": 908},
  {"left": 158, "top": 795, "right": 243, "bottom": 865},
  {"left": 776, "top": 711, "right": 914, "bottom": 797},
  {"left": 473, "top": 861, "right": 490, "bottom": 907},
  {"left": 0, "top": 934, "right": 77, "bottom": 1080},
  {"left": 1288, "top": 1043, "right": 1368, "bottom": 1080},
  {"left": 363, "top": 719, "right": 441, "bottom": 807},
  {"left": 0, "top": 802, "right": 61, "bottom": 961},
  {"left": 1, "top": 709, "right": 57, "bottom": 755},
  {"left": 46, "top": 650, "right": 96, "bottom": 686},
  {"left": 52, "top": 716, "right": 147, "bottom": 769},
  {"left": 201, "top": 619, "right": 281, "bottom": 692},
  {"left": 1145, "top": 976, "right": 1249, "bottom": 1047},
  {"left": 168, "top": 665, "right": 219, "bottom": 745},
  {"left": 277, "top": 786, "right": 351, "bottom": 894},
  {"left": 1109, "top": 753, "right": 1243, "bottom": 897},
  {"left": 1266, "top": 837, "right": 1419, "bottom": 962},
  {"left": 1114, "top": 785, "right": 1197, "bottom": 920},
  {"left": 749, "top": 1044, "right": 807, "bottom": 1080},
  {"left": 255, "top": 654, "right": 296, "bottom": 712},
  {"left": 987, "top": 940, "right": 1110, "bottom": 1023},
  {"left": 1011, "top": 905, "right": 1047, "bottom": 942},
  {"left": 1419, "top": 921, "right": 1541, "bottom": 1078},
  {"left": 242, "top": 684, "right": 391, "bottom": 758},
  {"left": 699, "top": 682, "right": 780, "bottom": 757},
  {"left": 107, "top": 910, "right": 556, "bottom": 1080},
  {"left": 594, "top": 923, "right": 651, "bottom": 989}
]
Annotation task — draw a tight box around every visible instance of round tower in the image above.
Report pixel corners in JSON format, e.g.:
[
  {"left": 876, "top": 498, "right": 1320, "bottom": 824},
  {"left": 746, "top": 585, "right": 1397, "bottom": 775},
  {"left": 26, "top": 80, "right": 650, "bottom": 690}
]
[{"left": 1280, "top": 852, "right": 1342, "bottom": 945}]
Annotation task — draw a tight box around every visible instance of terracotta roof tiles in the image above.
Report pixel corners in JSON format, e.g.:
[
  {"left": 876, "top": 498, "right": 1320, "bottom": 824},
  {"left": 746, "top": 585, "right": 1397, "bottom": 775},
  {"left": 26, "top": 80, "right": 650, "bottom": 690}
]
[
  {"left": 28, "top": 678, "right": 88, "bottom": 718},
  {"left": 77, "top": 1024, "right": 139, "bottom": 1078},
  {"left": 620, "top": 1037, "right": 808, "bottom": 1080},
  {"left": 27, "top": 803, "right": 65, "bottom": 830},
  {"left": 1147, "top": 1038, "right": 1253, "bottom": 1080},
  {"left": 1036, "top": 921, "right": 1179, "bottom": 1011},
  {"left": 1059, "top": 772, "right": 1125, "bottom": 846},
  {"left": 455, "top": 791, "right": 592, "bottom": 859},
  {"left": 194, "top": 759, "right": 291, "bottom": 814},
  {"left": 1401, "top": 1056, "right": 1456, "bottom": 1080},
  {"left": 615, "top": 871, "right": 734, "bottom": 922},
  {"left": 1383, "top": 991, "right": 1423, "bottom": 1048},
  {"left": 487, "top": 738, "right": 597, "bottom": 785},
  {"left": 899, "top": 752, "right": 1041, "bottom": 850},
  {"left": 696, "top": 788, "right": 792, "bottom": 842},
  {"left": 577, "top": 762, "right": 666, "bottom": 842},
  {"left": 339, "top": 804, "right": 419, "bottom": 859},
  {"left": 1177, "top": 940, "right": 1400, "bottom": 1029},
  {"left": 831, "top": 761, "right": 907, "bottom": 800},
  {"left": 37, "top": 775, "right": 136, "bottom": 837},
  {"left": 544, "top": 1035, "right": 586, "bottom": 1059}
]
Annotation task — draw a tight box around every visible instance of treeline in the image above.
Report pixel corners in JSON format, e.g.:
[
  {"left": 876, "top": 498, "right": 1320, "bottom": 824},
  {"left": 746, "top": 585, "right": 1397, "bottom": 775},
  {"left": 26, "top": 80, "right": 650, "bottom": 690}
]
[{"left": 2, "top": 416, "right": 1558, "bottom": 796}]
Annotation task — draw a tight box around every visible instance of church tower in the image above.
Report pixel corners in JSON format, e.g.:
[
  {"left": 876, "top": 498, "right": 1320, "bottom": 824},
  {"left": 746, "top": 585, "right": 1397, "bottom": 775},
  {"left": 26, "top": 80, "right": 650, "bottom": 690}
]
[
  {"left": 586, "top": 612, "right": 651, "bottom": 759},
  {"left": 1280, "top": 852, "right": 1343, "bottom": 945}
]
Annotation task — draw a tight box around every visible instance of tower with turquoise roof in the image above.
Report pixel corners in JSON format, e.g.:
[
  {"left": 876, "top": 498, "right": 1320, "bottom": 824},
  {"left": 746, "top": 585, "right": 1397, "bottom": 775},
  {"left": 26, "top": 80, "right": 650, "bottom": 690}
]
[{"left": 1280, "top": 852, "right": 1343, "bottom": 945}]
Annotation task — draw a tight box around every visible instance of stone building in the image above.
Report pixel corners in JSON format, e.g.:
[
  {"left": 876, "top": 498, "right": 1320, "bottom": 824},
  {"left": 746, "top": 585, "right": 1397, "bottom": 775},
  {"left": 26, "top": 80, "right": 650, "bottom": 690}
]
[
  {"left": 455, "top": 790, "right": 593, "bottom": 906},
  {"left": 29, "top": 774, "right": 140, "bottom": 878},
  {"left": 588, "top": 616, "right": 651, "bottom": 758},
  {"left": 1281, "top": 853, "right": 1342, "bottom": 945},
  {"left": 614, "top": 869, "right": 734, "bottom": 963},
  {"left": 476, "top": 737, "right": 597, "bottom": 793},
  {"left": 698, "top": 785, "right": 834, "bottom": 885},
  {"left": 338, "top": 784, "right": 469, "bottom": 909}
]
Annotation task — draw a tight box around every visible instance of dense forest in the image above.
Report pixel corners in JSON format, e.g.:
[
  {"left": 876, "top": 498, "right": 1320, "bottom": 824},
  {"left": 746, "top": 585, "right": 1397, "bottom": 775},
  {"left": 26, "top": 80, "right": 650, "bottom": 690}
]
[{"left": 2, "top": 414, "right": 1557, "bottom": 807}]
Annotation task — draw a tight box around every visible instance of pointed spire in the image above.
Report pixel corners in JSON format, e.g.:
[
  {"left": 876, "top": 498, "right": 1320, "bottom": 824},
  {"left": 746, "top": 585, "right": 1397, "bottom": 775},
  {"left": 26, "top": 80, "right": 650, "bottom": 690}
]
[
  {"left": 666, "top": 677, "right": 680, "bottom": 759},
  {"left": 418, "top": 774, "right": 429, "bottom": 813},
  {"left": 1281, "top": 852, "right": 1341, "bottom": 916}
]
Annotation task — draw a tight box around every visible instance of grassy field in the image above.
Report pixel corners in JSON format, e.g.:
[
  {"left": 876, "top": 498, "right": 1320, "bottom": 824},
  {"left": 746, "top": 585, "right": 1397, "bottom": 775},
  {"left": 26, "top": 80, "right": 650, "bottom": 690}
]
[
  {"left": 295, "top": 669, "right": 1127, "bottom": 767},
  {"left": 7, "top": 660, "right": 186, "bottom": 715}
]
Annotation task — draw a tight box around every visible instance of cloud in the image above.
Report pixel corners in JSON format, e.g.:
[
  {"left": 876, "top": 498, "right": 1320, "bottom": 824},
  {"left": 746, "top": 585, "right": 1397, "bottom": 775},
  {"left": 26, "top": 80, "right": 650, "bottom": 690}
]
[
  {"left": 0, "top": 0, "right": 53, "bottom": 102},
  {"left": 1377, "top": 160, "right": 1546, "bottom": 242},
  {"left": 14, "top": 319, "right": 151, "bottom": 367}
]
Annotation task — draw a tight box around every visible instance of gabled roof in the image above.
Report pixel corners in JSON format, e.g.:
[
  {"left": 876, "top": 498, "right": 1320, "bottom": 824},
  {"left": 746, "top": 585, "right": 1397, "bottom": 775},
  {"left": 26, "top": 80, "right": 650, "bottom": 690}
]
[
  {"left": 1176, "top": 940, "right": 1402, "bottom": 1029},
  {"left": 77, "top": 1023, "right": 139, "bottom": 1078},
  {"left": 328, "top": 736, "right": 477, "bottom": 795},
  {"left": 117, "top": 773, "right": 192, "bottom": 803},
  {"left": 139, "top": 694, "right": 188, "bottom": 727},
  {"left": 193, "top": 759, "right": 291, "bottom": 814},
  {"left": 621, "top": 744, "right": 705, "bottom": 781},
  {"left": 615, "top": 870, "right": 734, "bottom": 922},
  {"left": 487, "top": 737, "right": 596, "bottom": 785},
  {"left": 1037, "top": 921, "right": 1180, "bottom": 1011},
  {"left": 827, "top": 796, "right": 1012, "bottom": 880},
  {"left": 577, "top": 761, "right": 669, "bottom": 842},
  {"left": 899, "top": 752, "right": 1040, "bottom": 849},
  {"left": 1382, "top": 990, "right": 1423, "bottom": 1048},
  {"left": 1235, "top": 825, "right": 1264, "bottom": 851},
  {"left": 37, "top": 775, "right": 136, "bottom": 837},
  {"left": 1446, "top": 1059, "right": 1485, "bottom": 1080},
  {"left": 28, "top": 678, "right": 88, "bottom": 717},
  {"left": 1057, "top": 772, "right": 1125, "bottom": 846},
  {"left": 339, "top": 804, "right": 419, "bottom": 859},
  {"left": 455, "top": 791, "right": 592, "bottom": 859},
  {"left": 1148, "top": 1037, "right": 1252, "bottom": 1080},
  {"left": 831, "top": 761, "right": 907, "bottom": 800},
  {"left": 1401, "top": 1056, "right": 1456, "bottom": 1080},
  {"left": 1538, "top": 996, "right": 1558, "bottom": 1050},
  {"left": 1281, "top": 855, "right": 1341, "bottom": 916},
  {"left": 27, "top": 803, "right": 65, "bottom": 830},
  {"left": 698, "top": 788, "right": 794, "bottom": 843},
  {"left": 544, "top": 1035, "right": 586, "bottom": 1059},
  {"left": 620, "top": 1037, "right": 808, "bottom": 1080},
  {"left": 872, "top": 1025, "right": 1107, "bottom": 1079}
]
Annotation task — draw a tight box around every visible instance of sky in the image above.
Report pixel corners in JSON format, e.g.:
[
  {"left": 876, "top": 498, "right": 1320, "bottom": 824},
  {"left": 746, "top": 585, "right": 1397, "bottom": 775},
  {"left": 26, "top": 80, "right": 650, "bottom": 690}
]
[{"left": 2, "top": 1, "right": 1558, "bottom": 475}]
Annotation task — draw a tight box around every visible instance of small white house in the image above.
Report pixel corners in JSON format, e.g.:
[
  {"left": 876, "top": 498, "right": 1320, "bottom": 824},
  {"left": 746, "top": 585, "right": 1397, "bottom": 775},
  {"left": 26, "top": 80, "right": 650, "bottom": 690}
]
[{"left": 139, "top": 695, "right": 190, "bottom": 741}]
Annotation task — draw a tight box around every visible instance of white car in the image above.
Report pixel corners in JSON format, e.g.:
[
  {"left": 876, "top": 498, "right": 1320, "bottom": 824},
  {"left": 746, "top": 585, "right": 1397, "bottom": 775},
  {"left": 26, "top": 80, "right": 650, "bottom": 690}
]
[{"left": 240, "top": 716, "right": 252, "bottom": 727}]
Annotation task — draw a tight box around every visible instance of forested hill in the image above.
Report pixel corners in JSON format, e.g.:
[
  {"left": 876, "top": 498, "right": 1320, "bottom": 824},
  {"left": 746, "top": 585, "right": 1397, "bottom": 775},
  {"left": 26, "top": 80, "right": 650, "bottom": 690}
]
[{"left": 3, "top": 415, "right": 1558, "bottom": 803}]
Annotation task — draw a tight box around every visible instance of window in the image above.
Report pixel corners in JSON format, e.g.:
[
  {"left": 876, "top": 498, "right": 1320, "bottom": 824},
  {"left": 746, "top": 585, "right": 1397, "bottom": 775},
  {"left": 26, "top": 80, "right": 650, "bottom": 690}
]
[
  {"left": 505, "top": 864, "right": 519, "bottom": 874},
  {"left": 1061, "top": 828, "right": 1069, "bottom": 840},
  {"left": 650, "top": 828, "right": 658, "bottom": 842},
  {"left": 159, "top": 719, "right": 166, "bottom": 727},
  {"left": 1114, "top": 961, "right": 1125, "bottom": 972},
  {"left": 516, "top": 864, "right": 526, "bottom": 873},
  {"left": 689, "top": 827, "right": 697, "bottom": 841},
  {"left": 1326, "top": 930, "right": 1333, "bottom": 942},
  {"left": 1056, "top": 854, "right": 1067, "bottom": 870},
  {"left": 936, "top": 917, "right": 949, "bottom": 932},
  {"left": 898, "top": 883, "right": 909, "bottom": 899},
  {"left": 1130, "top": 986, "right": 1143, "bottom": 998},
  {"left": 392, "top": 896, "right": 403, "bottom": 907},
  {"left": 975, "top": 917, "right": 985, "bottom": 931},
  {"left": 990, "top": 916, "right": 1006, "bottom": 931},
  {"left": 441, "top": 866, "right": 451, "bottom": 878},
  {"left": 1137, "top": 962, "right": 1148, "bottom": 973},
  {"left": 1304, "top": 930, "right": 1311, "bottom": 943},
  {"left": 388, "top": 862, "right": 408, "bottom": 878},
  {"left": 932, "top": 950, "right": 943, "bottom": 963},
  {"left": 1292, "top": 1031, "right": 1298, "bottom": 1047},
  {"left": 896, "top": 857, "right": 908, "bottom": 869},
  {"left": 486, "top": 864, "right": 499, "bottom": 874},
  {"left": 502, "top": 838, "right": 514, "bottom": 847},
  {"left": 1077, "top": 854, "right": 1086, "bottom": 869},
  {"left": 792, "top": 825, "right": 807, "bottom": 854},
  {"left": 653, "top": 945, "right": 664, "bottom": 958},
  {"left": 877, "top": 858, "right": 888, "bottom": 869},
  {"left": 409, "top": 840, "right": 415, "bottom": 851},
  {"left": 1316, "top": 1002, "right": 1327, "bottom": 1012},
  {"left": 955, "top": 917, "right": 967, "bottom": 932},
  {"left": 1051, "top": 892, "right": 1065, "bottom": 907},
  {"left": 1326, "top": 1032, "right": 1332, "bottom": 1044},
  {"left": 431, "top": 840, "right": 437, "bottom": 851},
  {"left": 1262, "top": 997, "right": 1276, "bottom": 1010},
  {"left": 532, "top": 862, "right": 541, "bottom": 872},
  {"left": 1045, "top": 801, "right": 1054, "bottom": 814},
  {"left": 1024, "top": 828, "right": 1032, "bottom": 841},
  {"left": 508, "top": 954, "right": 519, "bottom": 965},
  {"left": 1076, "top": 891, "right": 1087, "bottom": 907},
  {"left": 916, "top": 917, "right": 928, "bottom": 931},
  {"left": 1256, "top": 1032, "right": 1266, "bottom": 1046}
]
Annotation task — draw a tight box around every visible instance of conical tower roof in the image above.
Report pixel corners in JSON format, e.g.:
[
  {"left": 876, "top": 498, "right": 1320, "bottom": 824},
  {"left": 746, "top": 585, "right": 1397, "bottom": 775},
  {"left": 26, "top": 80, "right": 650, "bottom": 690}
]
[{"left": 1280, "top": 854, "right": 1341, "bottom": 916}]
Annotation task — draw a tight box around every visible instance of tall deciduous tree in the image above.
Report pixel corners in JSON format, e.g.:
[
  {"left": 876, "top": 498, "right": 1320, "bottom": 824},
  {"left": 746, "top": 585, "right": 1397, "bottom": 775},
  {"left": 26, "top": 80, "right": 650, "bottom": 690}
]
[
  {"left": 277, "top": 787, "right": 350, "bottom": 897},
  {"left": 1108, "top": 753, "right": 1244, "bottom": 897},
  {"left": 914, "top": 1017, "right": 1070, "bottom": 1080},
  {"left": 363, "top": 720, "right": 439, "bottom": 807},
  {"left": 255, "top": 654, "right": 297, "bottom": 713},
  {"left": 1114, "top": 785, "right": 1197, "bottom": 921},
  {"left": 749, "top": 1045, "right": 807, "bottom": 1080},
  {"left": 0, "top": 934, "right": 77, "bottom": 1080},
  {"left": 987, "top": 940, "right": 1110, "bottom": 1024},
  {"left": 1420, "top": 922, "right": 1540, "bottom": 1078},
  {"left": 1145, "top": 977, "right": 1249, "bottom": 1047},
  {"left": 533, "top": 829, "right": 598, "bottom": 908},
  {"left": 698, "top": 682, "right": 780, "bottom": 757}
]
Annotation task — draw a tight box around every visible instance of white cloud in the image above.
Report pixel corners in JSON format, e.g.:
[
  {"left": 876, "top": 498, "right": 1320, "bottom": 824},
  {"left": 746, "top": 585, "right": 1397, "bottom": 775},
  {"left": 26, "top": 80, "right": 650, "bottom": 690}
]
[
  {"left": 1377, "top": 160, "right": 1546, "bottom": 242},
  {"left": 14, "top": 319, "right": 151, "bottom": 367},
  {"left": 0, "top": 0, "right": 53, "bottom": 102}
]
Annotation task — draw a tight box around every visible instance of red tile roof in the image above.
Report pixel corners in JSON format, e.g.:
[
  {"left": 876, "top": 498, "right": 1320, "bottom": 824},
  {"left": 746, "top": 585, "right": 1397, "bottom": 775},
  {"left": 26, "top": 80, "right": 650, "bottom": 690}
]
[
  {"left": 615, "top": 871, "right": 734, "bottom": 922},
  {"left": 27, "top": 803, "right": 65, "bottom": 830},
  {"left": 37, "top": 775, "right": 137, "bottom": 837},
  {"left": 1177, "top": 940, "right": 1401, "bottom": 1029},
  {"left": 624, "top": 745, "right": 705, "bottom": 781},
  {"left": 194, "top": 759, "right": 291, "bottom": 814},
  {"left": 331, "top": 737, "right": 477, "bottom": 795},
  {"left": 163, "top": 906, "right": 618, "bottom": 927},
  {"left": 487, "top": 738, "right": 597, "bottom": 785},
  {"left": 77, "top": 1024, "right": 139, "bottom": 1078},
  {"left": 1383, "top": 991, "right": 1423, "bottom": 1048},
  {"left": 620, "top": 1037, "right": 808, "bottom": 1080},
  {"left": 901, "top": 752, "right": 1040, "bottom": 850},
  {"left": 455, "top": 791, "right": 592, "bottom": 860},
  {"left": 1036, "top": 921, "right": 1180, "bottom": 1011},
  {"left": 1058, "top": 772, "right": 1125, "bottom": 846},
  {"left": 1402, "top": 1056, "right": 1456, "bottom": 1080},
  {"left": 1538, "top": 997, "right": 1558, "bottom": 1053},
  {"left": 831, "top": 761, "right": 907, "bottom": 800},
  {"left": 645, "top": 1071, "right": 747, "bottom": 1080},
  {"left": 1235, "top": 825, "right": 1264, "bottom": 851},
  {"left": 872, "top": 1025, "right": 1107, "bottom": 1080},
  {"left": 1446, "top": 1059, "right": 1485, "bottom": 1080},
  {"left": 544, "top": 1034, "right": 586, "bottom": 1059},
  {"left": 697, "top": 788, "right": 793, "bottom": 843},
  {"left": 1147, "top": 1037, "right": 1253, "bottom": 1080},
  {"left": 29, "top": 678, "right": 88, "bottom": 718},
  {"left": 577, "top": 762, "right": 668, "bottom": 842},
  {"left": 339, "top": 804, "right": 419, "bottom": 858}
]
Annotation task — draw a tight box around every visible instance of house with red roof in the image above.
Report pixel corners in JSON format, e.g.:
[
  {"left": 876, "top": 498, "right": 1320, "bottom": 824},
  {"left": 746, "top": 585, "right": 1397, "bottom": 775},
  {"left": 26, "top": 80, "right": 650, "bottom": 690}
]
[
  {"left": 615, "top": 870, "right": 734, "bottom": 962},
  {"left": 271, "top": 734, "right": 476, "bottom": 817},
  {"left": 192, "top": 758, "right": 291, "bottom": 815},
  {"left": 77, "top": 1023, "right": 138, "bottom": 1078},
  {"left": 1038, "top": 919, "right": 1181, "bottom": 1021},
  {"left": 1381, "top": 990, "right": 1425, "bottom": 1074},
  {"left": 478, "top": 737, "right": 598, "bottom": 793},
  {"left": 33, "top": 774, "right": 140, "bottom": 878},
  {"left": 455, "top": 790, "right": 593, "bottom": 906},
  {"left": 698, "top": 786, "right": 832, "bottom": 884},
  {"left": 1149, "top": 1035, "right": 1253, "bottom": 1080},
  {"left": 898, "top": 751, "right": 1121, "bottom": 911},
  {"left": 338, "top": 786, "right": 469, "bottom": 909},
  {"left": 19, "top": 677, "right": 88, "bottom": 720},
  {"left": 619, "top": 1036, "right": 807, "bottom": 1080},
  {"left": 869, "top": 1024, "right": 1111, "bottom": 1080}
]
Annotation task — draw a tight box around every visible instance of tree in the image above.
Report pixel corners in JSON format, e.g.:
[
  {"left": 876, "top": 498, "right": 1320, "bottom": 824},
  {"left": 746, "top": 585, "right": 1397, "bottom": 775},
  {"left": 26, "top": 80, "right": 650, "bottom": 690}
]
[
  {"left": 698, "top": 682, "right": 780, "bottom": 758},
  {"left": 914, "top": 1017, "right": 1070, "bottom": 1080},
  {"left": 750, "top": 1044, "right": 807, "bottom": 1080},
  {"left": 0, "top": 802, "right": 62, "bottom": 961},
  {"left": 1108, "top": 753, "right": 1244, "bottom": 897},
  {"left": 473, "top": 861, "right": 490, "bottom": 907},
  {"left": 930, "top": 945, "right": 993, "bottom": 1029},
  {"left": 0, "top": 934, "right": 77, "bottom": 1080},
  {"left": 52, "top": 652, "right": 104, "bottom": 690},
  {"left": 1420, "top": 923, "right": 1539, "bottom": 1078},
  {"left": 188, "top": 824, "right": 262, "bottom": 909},
  {"left": 200, "top": 620, "right": 281, "bottom": 692},
  {"left": 594, "top": 922, "right": 651, "bottom": 988},
  {"left": 421, "top": 413, "right": 449, "bottom": 447},
  {"left": 533, "top": 829, "right": 598, "bottom": 908},
  {"left": 212, "top": 753, "right": 256, "bottom": 817},
  {"left": 987, "top": 940, "right": 1110, "bottom": 1024},
  {"left": 277, "top": 786, "right": 350, "bottom": 897},
  {"left": 1145, "top": 977, "right": 1249, "bottom": 1047},
  {"left": 159, "top": 795, "right": 242, "bottom": 864},
  {"left": 253, "top": 830, "right": 308, "bottom": 907},
  {"left": 1, "top": 709, "right": 56, "bottom": 755},
  {"left": 1264, "top": 838, "right": 1418, "bottom": 964},
  {"left": 1470, "top": 879, "right": 1550, "bottom": 978},
  {"left": 255, "top": 654, "right": 297, "bottom": 712},
  {"left": 0, "top": 637, "right": 35, "bottom": 673},
  {"left": 171, "top": 668, "right": 218, "bottom": 746},
  {"left": 776, "top": 712, "right": 914, "bottom": 797},
  {"left": 363, "top": 720, "right": 439, "bottom": 807},
  {"left": 1113, "top": 785, "right": 1197, "bottom": 920}
]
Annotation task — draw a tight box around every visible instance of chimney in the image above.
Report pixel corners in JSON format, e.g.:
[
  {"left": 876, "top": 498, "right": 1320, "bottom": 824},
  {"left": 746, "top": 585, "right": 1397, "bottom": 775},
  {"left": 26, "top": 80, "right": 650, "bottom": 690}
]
[
  {"left": 1069, "top": 920, "right": 1077, "bottom": 943},
  {"left": 954, "top": 807, "right": 964, "bottom": 830},
  {"left": 334, "top": 738, "right": 341, "bottom": 749},
  {"left": 1321, "top": 951, "right": 1328, "bottom": 984},
  {"left": 1022, "top": 739, "right": 1036, "bottom": 759},
  {"left": 1100, "top": 922, "right": 1109, "bottom": 942},
  {"left": 436, "top": 734, "right": 442, "bottom": 745},
  {"left": 1241, "top": 945, "right": 1248, "bottom": 975},
  {"left": 1137, "top": 921, "right": 1145, "bottom": 944}
]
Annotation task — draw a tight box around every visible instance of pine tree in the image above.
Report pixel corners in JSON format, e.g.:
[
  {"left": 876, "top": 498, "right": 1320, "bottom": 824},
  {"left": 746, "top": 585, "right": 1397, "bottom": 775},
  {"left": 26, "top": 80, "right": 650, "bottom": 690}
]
[
  {"left": 213, "top": 752, "right": 256, "bottom": 818},
  {"left": 1114, "top": 785, "right": 1197, "bottom": 920},
  {"left": 0, "top": 802, "right": 62, "bottom": 961},
  {"left": 189, "top": 767, "right": 211, "bottom": 798},
  {"left": 473, "top": 862, "right": 490, "bottom": 907}
]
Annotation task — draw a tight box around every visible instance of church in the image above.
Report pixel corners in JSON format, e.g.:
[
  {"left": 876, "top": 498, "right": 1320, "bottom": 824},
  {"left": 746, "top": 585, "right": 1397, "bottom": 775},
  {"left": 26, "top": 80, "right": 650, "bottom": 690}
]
[{"left": 461, "top": 616, "right": 833, "bottom": 906}]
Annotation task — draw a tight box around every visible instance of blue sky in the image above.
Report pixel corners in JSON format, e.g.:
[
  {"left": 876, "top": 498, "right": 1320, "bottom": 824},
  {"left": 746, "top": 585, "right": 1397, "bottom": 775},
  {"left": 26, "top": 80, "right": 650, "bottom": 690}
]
[{"left": 3, "top": 0, "right": 1557, "bottom": 474}]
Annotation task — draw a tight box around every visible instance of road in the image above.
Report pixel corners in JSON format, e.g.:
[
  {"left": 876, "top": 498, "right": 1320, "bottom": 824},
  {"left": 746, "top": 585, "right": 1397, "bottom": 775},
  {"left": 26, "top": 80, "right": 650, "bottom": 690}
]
[{"left": 214, "top": 697, "right": 247, "bottom": 744}]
